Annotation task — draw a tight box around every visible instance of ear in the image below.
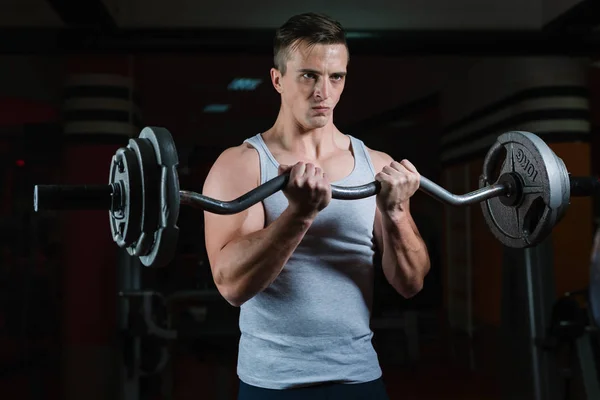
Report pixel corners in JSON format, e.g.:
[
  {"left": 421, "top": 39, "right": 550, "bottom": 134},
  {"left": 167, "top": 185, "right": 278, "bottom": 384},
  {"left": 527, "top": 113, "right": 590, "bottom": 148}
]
[{"left": 270, "top": 67, "right": 283, "bottom": 93}]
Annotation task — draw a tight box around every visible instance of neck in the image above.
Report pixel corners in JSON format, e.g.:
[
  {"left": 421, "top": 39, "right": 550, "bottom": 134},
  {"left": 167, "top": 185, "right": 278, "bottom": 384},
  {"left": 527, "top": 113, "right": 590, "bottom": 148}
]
[{"left": 267, "top": 108, "right": 339, "bottom": 159}]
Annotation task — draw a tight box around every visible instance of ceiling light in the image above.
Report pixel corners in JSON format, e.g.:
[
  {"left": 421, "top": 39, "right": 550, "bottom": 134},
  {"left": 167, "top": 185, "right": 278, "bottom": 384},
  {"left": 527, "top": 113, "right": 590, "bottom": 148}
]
[
  {"left": 228, "top": 78, "right": 263, "bottom": 91},
  {"left": 345, "top": 32, "right": 377, "bottom": 39},
  {"left": 203, "top": 104, "right": 230, "bottom": 113}
]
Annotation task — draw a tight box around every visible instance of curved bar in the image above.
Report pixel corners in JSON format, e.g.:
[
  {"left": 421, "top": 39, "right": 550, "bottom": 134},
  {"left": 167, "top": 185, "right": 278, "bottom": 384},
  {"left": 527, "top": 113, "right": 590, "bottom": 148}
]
[
  {"left": 419, "top": 176, "right": 509, "bottom": 206},
  {"left": 331, "top": 181, "right": 381, "bottom": 199},
  {"left": 180, "top": 174, "right": 510, "bottom": 213},
  {"left": 180, "top": 174, "right": 289, "bottom": 214}
]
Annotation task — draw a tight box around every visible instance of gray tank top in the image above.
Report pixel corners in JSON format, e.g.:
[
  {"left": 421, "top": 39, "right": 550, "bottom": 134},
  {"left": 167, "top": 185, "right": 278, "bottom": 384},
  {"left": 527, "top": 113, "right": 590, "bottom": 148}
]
[{"left": 238, "top": 133, "right": 382, "bottom": 389}]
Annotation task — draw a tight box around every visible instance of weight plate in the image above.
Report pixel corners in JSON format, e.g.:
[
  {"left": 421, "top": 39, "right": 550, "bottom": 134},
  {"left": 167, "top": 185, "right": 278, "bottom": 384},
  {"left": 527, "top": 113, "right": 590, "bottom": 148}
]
[
  {"left": 137, "top": 127, "right": 180, "bottom": 268},
  {"left": 589, "top": 227, "right": 600, "bottom": 327},
  {"left": 109, "top": 146, "right": 143, "bottom": 248},
  {"left": 126, "top": 138, "right": 160, "bottom": 257},
  {"left": 479, "top": 131, "right": 571, "bottom": 248}
]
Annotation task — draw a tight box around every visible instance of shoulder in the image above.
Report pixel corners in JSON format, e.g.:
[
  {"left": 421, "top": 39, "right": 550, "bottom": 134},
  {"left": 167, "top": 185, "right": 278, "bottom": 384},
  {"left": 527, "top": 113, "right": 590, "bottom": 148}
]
[
  {"left": 365, "top": 145, "right": 393, "bottom": 173},
  {"left": 204, "top": 142, "right": 260, "bottom": 191},
  {"left": 214, "top": 141, "right": 259, "bottom": 166}
]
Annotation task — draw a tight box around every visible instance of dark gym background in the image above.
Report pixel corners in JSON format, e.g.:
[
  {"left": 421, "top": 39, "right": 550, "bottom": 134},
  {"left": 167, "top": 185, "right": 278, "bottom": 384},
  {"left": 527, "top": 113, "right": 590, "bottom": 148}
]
[{"left": 1, "top": 0, "right": 600, "bottom": 399}]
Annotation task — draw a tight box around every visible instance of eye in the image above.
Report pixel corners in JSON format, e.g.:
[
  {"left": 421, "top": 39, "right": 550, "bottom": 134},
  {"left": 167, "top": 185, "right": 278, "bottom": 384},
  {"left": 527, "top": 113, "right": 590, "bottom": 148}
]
[
  {"left": 302, "top": 73, "right": 316, "bottom": 79},
  {"left": 331, "top": 74, "right": 344, "bottom": 81}
]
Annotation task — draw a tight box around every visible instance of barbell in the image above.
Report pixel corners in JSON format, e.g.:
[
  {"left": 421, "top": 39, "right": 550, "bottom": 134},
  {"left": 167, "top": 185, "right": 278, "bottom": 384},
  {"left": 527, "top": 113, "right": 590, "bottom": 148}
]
[{"left": 33, "top": 127, "right": 600, "bottom": 269}]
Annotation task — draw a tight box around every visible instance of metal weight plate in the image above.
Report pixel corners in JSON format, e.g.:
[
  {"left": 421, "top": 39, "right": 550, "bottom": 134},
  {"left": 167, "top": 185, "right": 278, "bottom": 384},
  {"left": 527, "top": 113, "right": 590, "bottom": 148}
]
[
  {"left": 589, "top": 226, "right": 600, "bottom": 327},
  {"left": 479, "top": 131, "right": 571, "bottom": 248},
  {"left": 125, "top": 138, "right": 161, "bottom": 258},
  {"left": 137, "top": 127, "right": 180, "bottom": 268},
  {"left": 109, "top": 146, "right": 143, "bottom": 248}
]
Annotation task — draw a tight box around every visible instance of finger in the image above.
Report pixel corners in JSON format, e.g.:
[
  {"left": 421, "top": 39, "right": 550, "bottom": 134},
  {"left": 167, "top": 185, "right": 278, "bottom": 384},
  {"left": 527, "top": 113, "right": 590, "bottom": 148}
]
[
  {"left": 290, "top": 162, "right": 306, "bottom": 181},
  {"left": 381, "top": 165, "right": 398, "bottom": 176},
  {"left": 380, "top": 166, "right": 413, "bottom": 187},
  {"left": 278, "top": 164, "right": 293, "bottom": 174},
  {"left": 307, "top": 172, "right": 324, "bottom": 189},
  {"left": 317, "top": 179, "right": 331, "bottom": 194},
  {"left": 391, "top": 163, "right": 416, "bottom": 182},
  {"left": 304, "top": 163, "right": 316, "bottom": 177},
  {"left": 374, "top": 172, "right": 391, "bottom": 183},
  {"left": 307, "top": 175, "right": 320, "bottom": 188},
  {"left": 396, "top": 160, "right": 420, "bottom": 187},
  {"left": 317, "top": 168, "right": 327, "bottom": 181},
  {"left": 400, "top": 159, "right": 418, "bottom": 174},
  {"left": 390, "top": 160, "right": 412, "bottom": 174}
]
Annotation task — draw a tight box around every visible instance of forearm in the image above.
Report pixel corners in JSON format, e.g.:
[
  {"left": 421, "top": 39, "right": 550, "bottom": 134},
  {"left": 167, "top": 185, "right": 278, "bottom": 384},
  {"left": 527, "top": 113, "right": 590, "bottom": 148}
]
[
  {"left": 381, "top": 211, "right": 430, "bottom": 298},
  {"left": 213, "top": 207, "right": 313, "bottom": 306}
]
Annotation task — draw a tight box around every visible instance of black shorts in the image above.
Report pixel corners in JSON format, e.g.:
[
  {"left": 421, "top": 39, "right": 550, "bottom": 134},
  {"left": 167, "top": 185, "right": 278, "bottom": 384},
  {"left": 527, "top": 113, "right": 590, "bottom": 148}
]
[{"left": 237, "top": 378, "right": 390, "bottom": 400}]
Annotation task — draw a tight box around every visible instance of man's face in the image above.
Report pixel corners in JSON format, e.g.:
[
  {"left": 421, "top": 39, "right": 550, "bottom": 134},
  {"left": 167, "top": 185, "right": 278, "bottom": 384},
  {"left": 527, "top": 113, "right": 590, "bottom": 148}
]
[{"left": 272, "top": 41, "right": 348, "bottom": 130}]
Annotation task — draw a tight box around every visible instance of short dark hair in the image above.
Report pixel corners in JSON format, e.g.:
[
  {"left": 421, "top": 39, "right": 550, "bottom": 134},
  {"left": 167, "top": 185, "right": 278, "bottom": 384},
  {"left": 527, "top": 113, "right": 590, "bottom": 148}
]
[{"left": 273, "top": 13, "right": 348, "bottom": 74}]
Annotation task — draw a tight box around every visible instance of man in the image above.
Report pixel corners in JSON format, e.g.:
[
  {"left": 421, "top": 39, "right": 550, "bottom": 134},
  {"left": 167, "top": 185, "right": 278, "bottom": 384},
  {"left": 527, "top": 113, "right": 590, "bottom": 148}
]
[{"left": 203, "top": 12, "right": 430, "bottom": 400}]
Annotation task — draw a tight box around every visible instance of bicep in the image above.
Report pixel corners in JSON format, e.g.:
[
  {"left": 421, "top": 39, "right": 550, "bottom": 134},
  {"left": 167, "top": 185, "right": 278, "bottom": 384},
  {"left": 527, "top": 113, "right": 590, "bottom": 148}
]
[{"left": 202, "top": 148, "right": 264, "bottom": 267}]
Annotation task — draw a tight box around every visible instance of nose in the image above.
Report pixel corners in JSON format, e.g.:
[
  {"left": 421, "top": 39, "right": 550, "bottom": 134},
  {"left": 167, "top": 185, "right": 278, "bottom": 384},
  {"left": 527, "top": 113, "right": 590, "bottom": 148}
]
[{"left": 313, "top": 78, "right": 330, "bottom": 101}]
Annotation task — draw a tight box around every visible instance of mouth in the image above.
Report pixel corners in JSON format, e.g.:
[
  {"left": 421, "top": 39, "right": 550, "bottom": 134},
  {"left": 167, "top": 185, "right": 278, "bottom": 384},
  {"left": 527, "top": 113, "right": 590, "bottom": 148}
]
[{"left": 312, "top": 106, "right": 330, "bottom": 112}]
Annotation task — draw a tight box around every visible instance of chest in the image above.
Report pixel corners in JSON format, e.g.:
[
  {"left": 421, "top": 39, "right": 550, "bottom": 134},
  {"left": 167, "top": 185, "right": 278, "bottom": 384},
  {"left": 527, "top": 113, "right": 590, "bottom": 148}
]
[{"left": 271, "top": 150, "right": 356, "bottom": 184}]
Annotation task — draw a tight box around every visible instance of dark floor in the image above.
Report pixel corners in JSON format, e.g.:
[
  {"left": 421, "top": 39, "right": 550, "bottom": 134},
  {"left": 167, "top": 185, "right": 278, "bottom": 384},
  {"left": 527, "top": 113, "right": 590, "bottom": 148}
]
[
  {"left": 381, "top": 365, "right": 500, "bottom": 400},
  {"left": 1, "top": 320, "right": 595, "bottom": 400},
  {"left": 380, "top": 336, "right": 501, "bottom": 400}
]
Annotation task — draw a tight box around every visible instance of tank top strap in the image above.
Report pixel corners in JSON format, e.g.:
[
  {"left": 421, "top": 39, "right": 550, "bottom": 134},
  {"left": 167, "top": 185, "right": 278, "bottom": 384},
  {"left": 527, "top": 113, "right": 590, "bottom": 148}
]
[
  {"left": 243, "top": 133, "right": 279, "bottom": 185},
  {"left": 347, "top": 135, "right": 378, "bottom": 178}
]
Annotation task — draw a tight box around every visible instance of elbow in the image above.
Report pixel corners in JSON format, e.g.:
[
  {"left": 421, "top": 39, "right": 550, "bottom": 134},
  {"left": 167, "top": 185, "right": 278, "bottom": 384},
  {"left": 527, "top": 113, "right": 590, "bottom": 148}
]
[
  {"left": 214, "top": 277, "right": 245, "bottom": 307},
  {"left": 385, "top": 272, "right": 424, "bottom": 299},
  {"left": 222, "top": 291, "right": 245, "bottom": 308},
  {"left": 394, "top": 261, "right": 430, "bottom": 299},
  {"left": 216, "top": 282, "right": 246, "bottom": 307},
  {"left": 213, "top": 269, "right": 248, "bottom": 307},
  {"left": 397, "top": 278, "right": 424, "bottom": 299}
]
